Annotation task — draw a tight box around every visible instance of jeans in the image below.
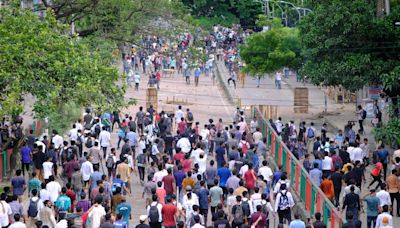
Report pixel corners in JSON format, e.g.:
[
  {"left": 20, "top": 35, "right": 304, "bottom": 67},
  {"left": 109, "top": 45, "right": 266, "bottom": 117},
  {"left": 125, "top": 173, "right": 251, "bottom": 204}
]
[
  {"left": 275, "top": 79, "right": 281, "bottom": 89},
  {"left": 389, "top": 192, "right": 400, "bottom": 216},
  {"left": 369, "top": 175, "right": 382, "bottom": 190},
  {"left": 358, "top": 119, "right": 364, "bottom": 132},
  {"left": 138, "top": 166, "right": 145, "bottom": 181},
  {"left": 347, "top": 208, "right": 359, "bottom": 220},
  {"left": 102, "top": 146, "right": 107, "bottom": 159},
  {"left": 367, "top": 216, "right": 377, "bottom": 228}
]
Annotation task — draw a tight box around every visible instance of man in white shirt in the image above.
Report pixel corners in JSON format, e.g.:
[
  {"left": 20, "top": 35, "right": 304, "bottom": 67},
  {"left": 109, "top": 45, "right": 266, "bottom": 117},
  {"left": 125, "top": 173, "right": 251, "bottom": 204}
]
[
  {"left": 43, "top": 157, "right": 54, "bottom": 181},
  {"left": 275, "top": 117, "right": 283, "bottom": 135},
  {"left": 237, "top": 118, "right": 247, "bottom": 134},
  {"left": 9, "top": 213, "right": 26, "bottom": 228},
  {"left": 52, "top": 130, "right": 64, "bottom": 150},
  {"left": 68, "top": 124, "right": 78, "bottom": 142},
  {"left": 88, "top": 197, "right": 106, "bottom": 228},
  {"left": 376, "top": 183, "right": 392, "bottom": 207},
  {"left": 27, "top": 189, "right": 44, "bottom": 227},
  {"left": 35, "top": 140, "right": 46, "bottom": 153},
  {"left": 321, "top": 152, "right": 333, "bottom": 176},
  {"left": 147, "top": 195, "right": 163, "bottom": 225},
  {"left": 175, "top": 105, "right": 184, "bottom": 124},
  {"left": 375, "top": 205, "right": 393, "bottom": 228},
  {"left": 176, "top": 137, "right": 191, "bottom": 153},
  {"left": 350, "top": 146, "right": 364, "bottom": 164},
  {"left": 253, "top": 128, "right": 263, "bottom": 144},
  {"left": 0, "top": 193, "right": 12, "bottom": 228},
  {"left": 81, "top": 157, "right": 94, "bottom": 187},
  {"left": 99, "top": 126, "right": 111, "bottom": 159},
  {"left": 239, "top": 162, "right": 249, "bottom": 178},
  {"left": 153, "top": 165, "right": 167, "bottom": 183},
  {"left": 46, "top": 176, "right": 61, "bottom": 203},
  {"left": 258, "top": 160, "right": 273, "bottom": 182},
  {"left": 40, "top": 183, "right": 51, "bottom": 202}
]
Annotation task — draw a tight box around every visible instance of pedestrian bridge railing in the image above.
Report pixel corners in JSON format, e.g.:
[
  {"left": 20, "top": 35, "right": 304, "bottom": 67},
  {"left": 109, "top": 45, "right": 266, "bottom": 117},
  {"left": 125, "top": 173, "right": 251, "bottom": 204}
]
[{"left": 252, "top": 105, "right": 345, "bottom": 227}]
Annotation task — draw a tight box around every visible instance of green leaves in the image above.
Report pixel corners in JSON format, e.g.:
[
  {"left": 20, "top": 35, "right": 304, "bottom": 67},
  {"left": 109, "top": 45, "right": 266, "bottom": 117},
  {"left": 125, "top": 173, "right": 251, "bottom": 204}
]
[
  {"left": 0, "top": 6, "right": 125, "bottom": 120},
  {"left": 299, "top": 0, "right": 400, "bottom": 92},
  {"left": 239, "top": 24, "right": 301, "bottom": 77}
]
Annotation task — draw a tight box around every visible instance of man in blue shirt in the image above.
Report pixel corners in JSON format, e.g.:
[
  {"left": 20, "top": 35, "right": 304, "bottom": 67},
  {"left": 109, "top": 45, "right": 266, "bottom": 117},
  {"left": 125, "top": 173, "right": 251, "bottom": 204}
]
[
  {"left": 310, "top": 163, "right": 322, "bottom": 187},
  {"left": 173, "top": 165, "right": 186, "bottom": 194},
  {"left": 362, "top": 189, "right": 380, "bottom": 228},
  {"left": 197, "top": 180, "right": 209, "bottom": 226},
  {"left": 289, "top": 213, "right": 306, "bottom": 228},
  {"left": 55, "top": 187, "right": 72, "bottom": 212},
  {"left": 217, "top": 162, "right": 231, "bottom": 197},
  {"left": 116, "top": 198, "right": 132, "bottom": 225},
  {"left": 377, "top": 145, "right": 389, "bottom": 180},
  {"left": 215, "top": 142, "right": 226, "bottom": 168},
  {"left": 114, "top": 213, "right": 128, "bottom": 228},
  {"left": 11, "top": 170, "right": 26, "bottom": 200},
  {"left": 90, "top": 165, "right": 103, "bottom": 191}
]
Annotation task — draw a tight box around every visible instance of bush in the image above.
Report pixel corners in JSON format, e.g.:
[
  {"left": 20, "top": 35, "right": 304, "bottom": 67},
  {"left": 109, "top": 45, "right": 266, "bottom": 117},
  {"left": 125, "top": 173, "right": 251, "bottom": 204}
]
[
  {"left": 193, "top": 14, "right": 240, "bottom": 29},
  {"left": 47, "top": 102, "right": 82, "bottom": 136}
]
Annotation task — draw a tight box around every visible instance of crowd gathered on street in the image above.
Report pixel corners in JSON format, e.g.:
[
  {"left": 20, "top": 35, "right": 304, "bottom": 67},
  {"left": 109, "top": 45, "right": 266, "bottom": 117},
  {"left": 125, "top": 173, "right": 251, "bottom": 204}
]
[{"left": 0, "top": 25, "right": 399, "bottom": 228}]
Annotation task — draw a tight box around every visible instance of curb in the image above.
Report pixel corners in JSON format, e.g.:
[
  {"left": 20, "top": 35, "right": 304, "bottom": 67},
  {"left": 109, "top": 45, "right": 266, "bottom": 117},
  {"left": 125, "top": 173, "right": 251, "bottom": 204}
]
[{"left": 214, "top": 63, "right": 235, "bottom": 105}]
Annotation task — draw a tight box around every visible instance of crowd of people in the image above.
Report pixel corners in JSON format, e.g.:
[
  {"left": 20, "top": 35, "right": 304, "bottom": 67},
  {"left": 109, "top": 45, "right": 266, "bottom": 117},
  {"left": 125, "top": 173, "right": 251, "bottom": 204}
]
[{"left": 1, "top": 24, "right": 399, "bottom": 228}]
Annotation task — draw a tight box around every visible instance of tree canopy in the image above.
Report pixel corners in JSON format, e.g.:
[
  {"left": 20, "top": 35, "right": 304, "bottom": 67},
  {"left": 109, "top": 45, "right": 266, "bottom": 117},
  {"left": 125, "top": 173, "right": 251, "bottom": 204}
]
[
  {"left": 0, "top": 6, "right": 126, "bottom": 119},
  {"left": 239, "top": 18, "right": 301, "bottom": 77},
  {"left": 299, "top": 0, "right": 400, "bottom": 94}
]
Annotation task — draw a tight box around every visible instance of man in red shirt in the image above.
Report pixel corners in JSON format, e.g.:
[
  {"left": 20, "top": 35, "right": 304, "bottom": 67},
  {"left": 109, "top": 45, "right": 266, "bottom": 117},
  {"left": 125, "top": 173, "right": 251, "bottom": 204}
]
[
  {"left": 162, "top": 168, "right": 176, "bottom": 198},
  {"left": 65, "top": 182, "right": 76, "bottom": 212},
  {"left": 177, "top": 117, "right": 187, "bottom": 136},
  {"left": 173, "top": 148, "right": 185, "bottom": 162},
  {"left": 162, "top": 197, "right": 178, "bottom": 228},
  {"left": 244, "top": 163, "right": 257, "bottom": 194}
]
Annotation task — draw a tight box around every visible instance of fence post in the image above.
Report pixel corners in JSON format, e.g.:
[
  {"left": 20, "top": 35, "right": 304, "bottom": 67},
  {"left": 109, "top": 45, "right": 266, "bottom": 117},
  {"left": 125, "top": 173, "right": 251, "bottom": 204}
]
[
  {"left": 271, "top": 133, "right": 276, "bottom": 156},
  {"left": 306, "top": 179, "right": 312, "bottom": 210},
  {"left": 311, "top": 186, "right": 316, "bottom": 216},
  {"left": 300, "top": 172, "right": 306, "bottom": 202},
  {"left": 277, "top": 143, "right": 282, "bottom": 165},
  {"left": 282, "top": 148, "right": 287, "bottom": 172},
  {"left": 295, "top": 164, "right": 300, "bottom": 192}
]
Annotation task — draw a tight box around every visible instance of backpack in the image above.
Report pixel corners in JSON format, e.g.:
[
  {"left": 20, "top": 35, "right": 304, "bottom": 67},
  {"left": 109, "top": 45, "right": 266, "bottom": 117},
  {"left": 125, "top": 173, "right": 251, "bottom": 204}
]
[
  {"left": 241, "top": 200, "right": 251, "bottom": 217},
  {"left": 187, "top": 112, "right": 194, "bottom": 121},
  {"left": 362, "top": 110, "right": 367, "bottom": 120},
  {"left": 148, "top": 204, "right": 159, "bottom": 222},
  {"left": 28, "top": 198, "right": 39, "bottom": 217},
  {"left": 94, "top": 124, "right": 101, "bottom": 135},
  {"left": 137, "top": 154, "right": 146, "bottom": 165},
  {"left": 233, "top": 204, "right": 244, "bottom": 223},
  {"left": 278, "top": 191, "right": 290, "bottom": 210},
  {"left": 106, "top": 155, "right": 114, "bottom": 169},
  {"left": 67, "top": 147, "right": 74, "bottom": 160},
  {"left": 307, "top": 128, "right": 315, "bottom": 138},
  {"left": 85, "top": 137, "right": 93, "bottom": 148}
]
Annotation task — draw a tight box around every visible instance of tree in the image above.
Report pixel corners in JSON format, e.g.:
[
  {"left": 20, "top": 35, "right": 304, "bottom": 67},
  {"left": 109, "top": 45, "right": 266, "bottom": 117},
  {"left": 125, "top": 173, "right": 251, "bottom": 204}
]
[
  {"left": 39, "top": 0, "right": 184, "bottom": 42},
  {"left": 0, "top": 6, "right": 126, "bottom": 121},
  {"left": 299, "top": 0, "right": 400, "bottom": 93},
  {"left": 239, "top": 18, "right": 301, "bottom": 77}
]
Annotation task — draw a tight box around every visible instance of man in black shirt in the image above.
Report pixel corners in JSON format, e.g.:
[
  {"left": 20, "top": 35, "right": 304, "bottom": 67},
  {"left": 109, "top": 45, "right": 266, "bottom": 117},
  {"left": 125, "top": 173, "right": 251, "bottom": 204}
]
[
  {"left": 214, "top": 210, "right": 231, "bottom": 228},
  {"left": 342, "top": 186, "right": 361, "bottom": 220},
  {"left": 344, "top": 166, "right": 357, "bottom": 185},
  {"left": 331, "top": 167, "right": 344, "bottom": 207},
  {"left": 312, "top": 212, "right": 326, "bottom": 228},
  {"left": 135, "top": 215, "right": 151, "bottom": 228},
  {"left": 352, "top": 161, "right": 365, "bottom": 189}
]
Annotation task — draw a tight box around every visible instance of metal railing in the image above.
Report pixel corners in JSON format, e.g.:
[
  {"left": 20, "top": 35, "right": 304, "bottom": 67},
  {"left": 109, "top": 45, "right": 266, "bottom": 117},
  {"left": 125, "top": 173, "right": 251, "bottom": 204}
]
[{"left": 252, "top": 105, "right": 345, "bottom": 227}]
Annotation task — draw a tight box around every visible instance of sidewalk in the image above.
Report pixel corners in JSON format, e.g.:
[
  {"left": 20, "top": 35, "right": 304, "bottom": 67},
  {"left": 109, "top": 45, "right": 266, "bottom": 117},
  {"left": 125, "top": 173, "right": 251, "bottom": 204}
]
[{"left": 215, "top": 60, "right": 375, "bottom": 140}]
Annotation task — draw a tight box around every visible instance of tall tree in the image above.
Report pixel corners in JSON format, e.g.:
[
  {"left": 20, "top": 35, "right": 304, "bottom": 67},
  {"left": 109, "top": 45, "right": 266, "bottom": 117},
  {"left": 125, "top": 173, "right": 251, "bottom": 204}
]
[
  {"left": 240, "top": 18, "right": 301, "bottom": 77},
  {"left": 299, "top": 0, "right": 400, "bottom": 94},
  {"left": 0, "top": 6, "right": 126, "bottom": 119}
]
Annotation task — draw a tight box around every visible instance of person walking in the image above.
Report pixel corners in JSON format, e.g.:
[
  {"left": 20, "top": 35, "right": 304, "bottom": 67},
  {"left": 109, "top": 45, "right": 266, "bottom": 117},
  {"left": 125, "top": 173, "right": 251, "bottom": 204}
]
[
  {"left": 275, "top": 71, "right": 282, "bottom": 89},
  {"left": 274, "top": 184, "right": 295, "bottom": 225},
  {"left": 227, "top": 70, "right": 237, "bottom": 89},
  {"left": 194, "top": 67, "right": 201, "bottom": 86},
  {"left": 342, "top": 185, "right": 361, "bottom": 220},
  {"left": 362, "top": 189, "right": 380, "bottom": 228},
  {"left": 356, "top": 105, "right": 366, "bottom": 133}
]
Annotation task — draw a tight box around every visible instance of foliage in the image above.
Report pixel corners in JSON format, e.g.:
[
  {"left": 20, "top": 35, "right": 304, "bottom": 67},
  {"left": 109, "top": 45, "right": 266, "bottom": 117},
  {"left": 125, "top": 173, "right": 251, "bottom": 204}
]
[
  {"left": 299, "top": 0, "right": 400, "bottom": 93},
  {"left": 40, "top": 0, "right": 185, "bottom": 42},
  {"left": 47, "top": 102, "right": 82, "bottom": 134},
  {"left": 193, "top": 14, "right": 239, "bottom": 29},
  {"left": 239, "top": 20, "right": 301, "bottom": 77},
  {"left": 374, "top": 107, "right": 400, "bottom": 148},
  {"left": 182, "top": 0, "right": 261, "bottom": 28},
  {"left": 0, "top": 6, "right": 126, "bottom": 120}
]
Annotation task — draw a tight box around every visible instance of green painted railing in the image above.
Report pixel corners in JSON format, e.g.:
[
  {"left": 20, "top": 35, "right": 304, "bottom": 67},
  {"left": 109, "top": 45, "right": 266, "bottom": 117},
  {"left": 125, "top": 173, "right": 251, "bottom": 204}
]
[{"left": 252, "top": 106, "right": 345, "bottom": 227}]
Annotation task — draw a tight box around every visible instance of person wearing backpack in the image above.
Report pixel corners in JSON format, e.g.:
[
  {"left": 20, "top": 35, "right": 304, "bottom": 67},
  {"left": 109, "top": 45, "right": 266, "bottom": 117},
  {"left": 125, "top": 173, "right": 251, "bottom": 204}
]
[
  {"left": 231, "top": 195, "right": 245, "bottom": 228},
  {"left": 106, "top": 149, "right": 117, "bottom": 179},
  {"left": 274, "top": 184, "right": 294, "bottom": 225},
  {"left": 356, "top": 105, "right": 366, "bottom": 133},
  {"left": 147, "top": 195, "right": 162, "bottom": 228},
  {"left": 186, "top": 108, "right": 194, "bottom": 129},
  {"left": 306, "top": 122, "right": 316, "bottom": 154},
  {"left": 27, "top": 189, "right": 44, "bottom": 227}
]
